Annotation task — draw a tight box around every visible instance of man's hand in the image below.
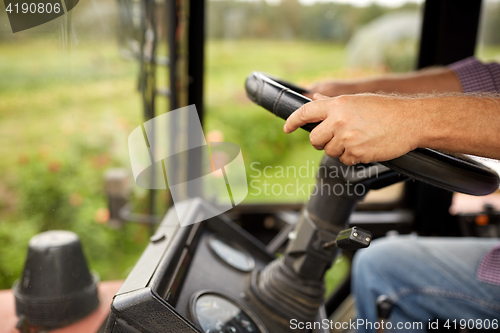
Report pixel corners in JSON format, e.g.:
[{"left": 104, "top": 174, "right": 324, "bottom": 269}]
[
  {"left": 305, "top": 68, "right": 462, "bottom": 98},
  {"left": 305, "top": 81, "right": 359, "bottom": 98},
  {"left": 283, "top": 93, "right": 420, "bottom": 165}
]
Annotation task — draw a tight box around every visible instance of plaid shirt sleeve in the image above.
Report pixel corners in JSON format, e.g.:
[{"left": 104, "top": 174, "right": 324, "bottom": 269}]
[
  {"left": 449, "top": 56, "right": 500, "bottom": 285},
  {"left": 448, "top": 56, "right": 500, "bottom": 93},
  {"left": 477, "top": 244, "right": 500, "bottom": 285}
]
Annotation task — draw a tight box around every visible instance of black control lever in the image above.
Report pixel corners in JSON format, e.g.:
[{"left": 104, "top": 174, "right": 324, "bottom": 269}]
[
  {"left": 376, "top": 295, "right": 394, "bottom": 333},
  {"left": 376, "top": 295, "right": 393, "bottom": 319},
  {"left": 323, "top": 226, "right": 372, "bottom": 250}
]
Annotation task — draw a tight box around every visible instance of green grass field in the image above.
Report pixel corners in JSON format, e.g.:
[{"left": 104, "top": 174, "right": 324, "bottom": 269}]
[{"left": 0, "top": 38, "right": 358, "bottom": 290}]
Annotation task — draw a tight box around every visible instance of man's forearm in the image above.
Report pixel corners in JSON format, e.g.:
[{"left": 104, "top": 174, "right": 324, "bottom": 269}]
[
  {"left": 309, "top": 67, "right": 463, "bottom": 97},
  {"left": 354, "top": 68, "right": 463, "bottom": 94},
  {"left": 418, "top": 95, "right": 500, "bottom": 159}
]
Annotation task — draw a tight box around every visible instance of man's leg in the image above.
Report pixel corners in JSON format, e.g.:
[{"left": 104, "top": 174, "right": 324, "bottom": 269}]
[{"left": 352, "top": 235, "right": 500, "bottom": 332}]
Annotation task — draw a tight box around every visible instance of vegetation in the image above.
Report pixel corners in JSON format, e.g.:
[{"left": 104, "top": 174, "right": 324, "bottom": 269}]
[
  {"left": 207, "top": 0, "right": 420, "bottom": 41},
  {"left": 0, "top": 38, "right": 148, "bottom": 288},
  {"left": 0, "top": 37, "right": 361, "bottom": 289},
  {"left": 0, "top": 0, "right": 499, "bottom": 293}
]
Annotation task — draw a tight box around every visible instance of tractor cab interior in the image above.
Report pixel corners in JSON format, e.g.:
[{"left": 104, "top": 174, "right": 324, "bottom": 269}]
[
  {"left": 103, "top": 1, "right": 500, "bottom": 333},
  {"left": 3, "top": 0, "right": 500, "bottom": 332}
]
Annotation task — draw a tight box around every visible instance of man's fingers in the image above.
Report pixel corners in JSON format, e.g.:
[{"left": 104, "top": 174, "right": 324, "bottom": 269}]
[
  {"left": 309, "top": 118, "right": 335, "bottom": 150},
  {"left": 339, "top": 154, "right": 358, "bottom": 166},
  {"left": 283, "top": 99, "right": 330, "bottom": 133},
  {"left": 323, "top": 137, "right": 344, "bottom": 158},
  {"left": 303, "top": 92, "right": 329, "bottom": 100},
  {"left": 323, "top": 137, "right": 359, "bottom": 166},
  {"left": 312, "top": 93, "right": 329, "bottom": 101}
]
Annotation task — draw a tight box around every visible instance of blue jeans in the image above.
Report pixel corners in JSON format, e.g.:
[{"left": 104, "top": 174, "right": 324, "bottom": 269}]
[{"left": 352, "top": 235, "right": 500, "bottom": 332}]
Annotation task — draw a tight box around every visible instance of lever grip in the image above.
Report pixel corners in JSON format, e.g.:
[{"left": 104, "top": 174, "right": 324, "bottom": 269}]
[
  {"left": 335, "top": 227, "right": 372, "bottom": 251},
  {"left": 245, "top": 71, "right": 320, "bottom": 132},
  {"left": 376, "top": 295, "right": 394, "bottom": 320}
]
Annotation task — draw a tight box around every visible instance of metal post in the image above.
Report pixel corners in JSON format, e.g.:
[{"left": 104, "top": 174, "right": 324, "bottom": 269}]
[{"left": 187, "top": 0, "right": 205, "bottom": 198}]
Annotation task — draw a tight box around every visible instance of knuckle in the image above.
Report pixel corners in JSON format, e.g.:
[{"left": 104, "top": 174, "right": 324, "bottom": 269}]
[
  {"left": 341, "top": 131, "right": 357, "bottom": 144},
  {"left": 341, "top": 149, "right": 360, "bottom": 165},
  {"left": 334, "top": 94, "right": 351, "bottom": 107},
  {"left": 338, "top": 132, "right": 351, "bottom": 144},
  {"left": 309, "top": 132, "right": 318, "bottom": 145},
  {"left": 339, "top": 155, "right": 351, "bottom": 165},
  {"left": 325, "top": 142, "right": 342, "bottom": 158},
  {"left": 309, "top": 132, "right": 325, "bottom": 150},
  {"left": 324, "top": 146, "right": 336, "bottom": 157},
  {"left": 335, "top": 118, "right": 347, "bottom": 128},
  {"left": 350, "top": 148, "right": 362, "bottom": 159}
]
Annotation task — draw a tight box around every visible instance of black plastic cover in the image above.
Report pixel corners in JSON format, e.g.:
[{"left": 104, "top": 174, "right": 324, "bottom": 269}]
[
  {"left": 13, "top": 230, "right": 99, "bottom": 328},
  {"left": 335, "top": 227, "right": 371, "bottom": 251}
]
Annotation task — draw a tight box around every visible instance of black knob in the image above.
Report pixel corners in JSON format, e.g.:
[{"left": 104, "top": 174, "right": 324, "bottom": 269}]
[
  {"left": 13, "top": 230, "right": 99, "bottom": 329},
  {"left": 376, "top": 295, "right": 393, "bottom": 320}
]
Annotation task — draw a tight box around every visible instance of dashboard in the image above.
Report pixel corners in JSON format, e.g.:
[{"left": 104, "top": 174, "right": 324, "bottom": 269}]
[{"left": 105, "top": 198, "right": 328, "bottom": 333}]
